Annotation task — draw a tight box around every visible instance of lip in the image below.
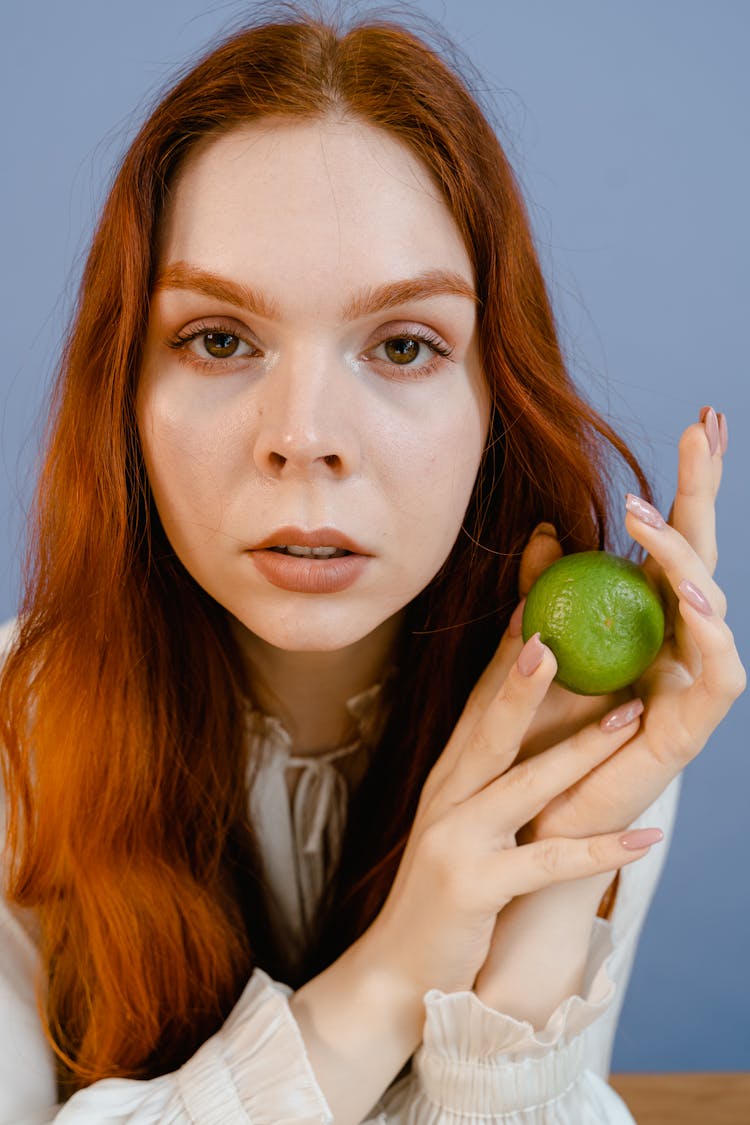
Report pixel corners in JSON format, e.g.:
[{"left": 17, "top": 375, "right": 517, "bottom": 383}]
[
  {"left": 247, "top": 525, "right": 372, "bottom": 594},
  {"left": 250, "top": 526, "right": 371, "bottom": 555}
]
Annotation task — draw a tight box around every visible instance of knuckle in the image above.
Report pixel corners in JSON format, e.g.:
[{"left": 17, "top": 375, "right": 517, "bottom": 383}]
[
  {"left": 724, "top": 659, "right": 747, "bottom": 702},
  {"left": 536, "top": 837, "right": 566, "bottom": 877},
  {"left": 419, "top": 820, "right": 449, "bottom": 865},
  {"left": 419, "top": 818, "right": 467, "bottom": 879},
  {"left": 715, "top": 629, "right": 746, "bottom": 699},
  {"left": 505, "top": 759, "right": 536, "bottom": 797},
  {"left": 670, "top": 713, "right": 699, "bottom": 765},
  {"left": 494, "top": 676, "right": 520, "bottom": 712},
  {"left": 586, "top": 836, "right": 606, "bottom": 867},
  {"left": 470, "top": 721, "right": 496, "bottom": 760}
]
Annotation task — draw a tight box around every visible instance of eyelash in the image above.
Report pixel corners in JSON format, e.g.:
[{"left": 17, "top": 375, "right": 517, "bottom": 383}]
[{"left": 166, "top": 321, "right": 454, "bottom": 377}]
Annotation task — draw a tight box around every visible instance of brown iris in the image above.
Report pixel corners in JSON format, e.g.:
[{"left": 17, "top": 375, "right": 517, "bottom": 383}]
[
  {"left": 203, "top": 331, "right": 240, "bottom": 358},
  {"left": 384, "top": 337, "right": 420, "bottom": 364}
]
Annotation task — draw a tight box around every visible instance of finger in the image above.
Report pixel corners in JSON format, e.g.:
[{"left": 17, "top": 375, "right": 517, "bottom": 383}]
[
  {"left": 443, "top": 618, "right": 525, "bottom": 762},
  {"left": 625, "top": 494, "right": 727, "bottom": 619},
  {"left": 486, "top": 827, "right": 664, "bottom": 903},
  {"left": 518, "top": 523, "right": 562, "bottom": 597},
  {"left": 662, "top": 586, "right": 746, "bottom": 757},
  {"left": 474, "top": 697, "right": 644, "bottom": 832},
  {"left": 426, "top": 626, "right": 539, "bottom": 795},
  {"left": 557, "top": 588, "right": 746, "bottom": 827},
  {"left": 439, "top": 634, "right": 557, "bottom": 807},
  {"left": 666, "top": 413, "right": 722, "bottom": 576},
  {"left": 442, "top": 524, "right": 561, "bottom": 758},
  {"left": 460, "top": 524, "right": 561, "bottom": 725}
]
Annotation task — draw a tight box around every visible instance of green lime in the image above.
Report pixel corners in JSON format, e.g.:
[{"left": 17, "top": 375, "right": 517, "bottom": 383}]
[{"left": 521, "top": 551, "right": 665, "bottom": 695}]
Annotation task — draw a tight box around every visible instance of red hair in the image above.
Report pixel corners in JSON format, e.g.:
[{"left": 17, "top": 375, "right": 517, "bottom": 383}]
[{"left": 0, "top": 8, "right": 651, "bottom": 1096}]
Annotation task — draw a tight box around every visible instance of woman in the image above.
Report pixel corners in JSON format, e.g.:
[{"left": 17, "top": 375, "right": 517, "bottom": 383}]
[{"left": 0, "top": 9, "right": 743, "bottom": 1123}]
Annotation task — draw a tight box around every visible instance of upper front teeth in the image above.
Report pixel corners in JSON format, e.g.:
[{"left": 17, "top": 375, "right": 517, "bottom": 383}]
[{"left": 279, "top": 545, "right": 341, "bottom": 558}]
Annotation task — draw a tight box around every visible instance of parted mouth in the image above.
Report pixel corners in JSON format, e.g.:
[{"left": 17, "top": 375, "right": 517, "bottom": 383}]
[
  {"left": 267, "top": 545, "right": 350, "bottom": 559},
  {"left": 250, "top": 526, "right": 370, "bottom": 556}
]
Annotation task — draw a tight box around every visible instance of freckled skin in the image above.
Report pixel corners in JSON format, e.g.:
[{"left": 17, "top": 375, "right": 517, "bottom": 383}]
[{"left": 136, "top": 117, "right": 490, "bottom": 659}]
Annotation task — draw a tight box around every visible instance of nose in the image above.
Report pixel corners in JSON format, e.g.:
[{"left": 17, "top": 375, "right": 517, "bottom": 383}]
[{"left": 251, "top": 346, "right": 360, "bottom": 480}]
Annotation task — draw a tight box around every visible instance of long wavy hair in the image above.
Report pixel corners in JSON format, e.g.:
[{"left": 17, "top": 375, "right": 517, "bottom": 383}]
[{"left": 0, "top": 6, "right": 650, "bottom": 1096}]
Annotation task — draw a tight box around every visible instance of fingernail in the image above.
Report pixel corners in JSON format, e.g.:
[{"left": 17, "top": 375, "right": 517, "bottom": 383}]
[
  {"left": 517, "top": 632, "right": 545, "bottom": 676},
  {"left": 625, "top": 493, "right": 666, "bottom": 529},
  {"left": 700, "top": 405, "right": 720, "bottom": 455},
  {"left": 600, "top": 698, "right": 644, "bottom": 732},
  {"left": 509, "top": 599, "right": 526, "bottom": 637},
  {"left": 620, "top": 827, "right": 664, "bottom": 850},
  {"left": 678, "top": 579, "right": 714, "bottom": 616},
  {"left": 718, "top": 412, "right": 728, "bottom": 455}
]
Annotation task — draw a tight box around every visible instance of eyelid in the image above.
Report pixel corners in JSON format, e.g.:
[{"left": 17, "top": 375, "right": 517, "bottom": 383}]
[
  {"left": 365, "top": 319, "right": 451, "bottom": 346},
  {"left": 365, "top": 322, "right": 454, "bottom": 360},
  {"left": 170, "top": 314, "right": 258, "bottom": 343}
]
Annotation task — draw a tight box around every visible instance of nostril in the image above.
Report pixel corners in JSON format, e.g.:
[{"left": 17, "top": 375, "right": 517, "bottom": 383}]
[
  {"left": 324, "top": 454, "right": 341, "bottom": 469},
  {"left": 269, "top": 451, "right": 286, "bottom": 469}
]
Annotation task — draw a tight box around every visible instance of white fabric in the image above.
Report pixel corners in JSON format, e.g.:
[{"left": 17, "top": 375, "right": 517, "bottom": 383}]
[
  {"left": 245, "top": 681, "right": 385, "bottom": 977},
  {"left": 0, "top": 617, "right": 681, "bottom": 1123}
]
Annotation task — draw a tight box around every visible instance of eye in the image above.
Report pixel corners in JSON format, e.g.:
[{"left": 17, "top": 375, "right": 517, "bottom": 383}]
[
  {"left": 167, "top": 321, "right": 259, "bottom": 369},
  {"left": 369, "top": 328, "right": 453, "bottom": 376}
]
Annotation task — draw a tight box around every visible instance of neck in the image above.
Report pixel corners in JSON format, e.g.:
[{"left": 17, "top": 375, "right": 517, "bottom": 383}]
[{"left": 231, "top": 613, "right": 403, "bottom": 755}]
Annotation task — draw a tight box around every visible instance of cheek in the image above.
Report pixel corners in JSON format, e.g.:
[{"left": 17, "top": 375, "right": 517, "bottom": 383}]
[
  {"left": 381, "top": 392, "right": 487, "bottom": 554},
  {"left": 136, "top": 379, "right": 242, "bottom": 538}
]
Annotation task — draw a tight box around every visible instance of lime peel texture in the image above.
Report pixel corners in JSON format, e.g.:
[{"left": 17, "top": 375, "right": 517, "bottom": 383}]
[{"left": 521, "top": 551, "right": 665, "bottom": 696}]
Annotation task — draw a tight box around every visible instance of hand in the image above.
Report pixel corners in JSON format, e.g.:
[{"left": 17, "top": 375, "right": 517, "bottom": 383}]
[
  {"left": 463, "top": 409, "right": 744, "bottom": 844},
  {"left": 472, "top": 409, "right": 745, "bottom": 1022},
  {"left": 365, "top": 627, "right": 661, "bottom": 1004},
  {"left": 523, "top": 408, "right": 744, "bottom": 843}
]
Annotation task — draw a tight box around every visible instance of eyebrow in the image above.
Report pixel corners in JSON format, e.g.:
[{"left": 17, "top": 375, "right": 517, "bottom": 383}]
[{"left": 153, "top": 261, "right": 479, "bottom": 320}]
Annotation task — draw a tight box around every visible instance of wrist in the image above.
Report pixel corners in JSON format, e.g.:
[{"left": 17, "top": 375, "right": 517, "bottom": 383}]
[
  {"left": 292, "top": 923, "right": 426, "bottom": 1058},
  {"left": 288, "top": 928, "right": 426, "bottom": 1125},
  {"left": 473, "top": 880, "right": 609, "bottom": 1026}
]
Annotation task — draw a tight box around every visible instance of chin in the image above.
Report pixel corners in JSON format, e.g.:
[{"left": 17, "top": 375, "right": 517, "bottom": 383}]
[
  {"left": 226, "top": 590, "right": 410, "bottom": 658},
  {"left": 229, "top": 606, "right": 388, "bottom": 655}
]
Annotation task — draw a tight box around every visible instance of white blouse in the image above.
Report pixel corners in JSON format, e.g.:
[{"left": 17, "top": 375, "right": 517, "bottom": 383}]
[{"left": 0, "top": 617, "right": 681, "bottom": 1123}]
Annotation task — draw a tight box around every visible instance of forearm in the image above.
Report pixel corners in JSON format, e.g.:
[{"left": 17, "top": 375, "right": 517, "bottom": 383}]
[
  {"left": 473, "top": 875, "right": 613, "bottom": 1028},
  {"left": 289, "top": 929, "right": 425, "bottom": 1125}
]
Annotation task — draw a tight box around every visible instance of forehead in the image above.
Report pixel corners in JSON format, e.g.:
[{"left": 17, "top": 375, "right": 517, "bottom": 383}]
[{"left": 157, "top": 117, "right": 474, "bottom": 310}]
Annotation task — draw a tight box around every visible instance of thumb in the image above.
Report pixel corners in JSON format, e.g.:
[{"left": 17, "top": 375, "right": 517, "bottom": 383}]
[{"left": 519, "top": 523, "right": 562, "bottom": 597}]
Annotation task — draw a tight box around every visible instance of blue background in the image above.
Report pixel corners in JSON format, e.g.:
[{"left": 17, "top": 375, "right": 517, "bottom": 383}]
[{"left": 1, "top": 0, "right": 747, "bottom": 1072}]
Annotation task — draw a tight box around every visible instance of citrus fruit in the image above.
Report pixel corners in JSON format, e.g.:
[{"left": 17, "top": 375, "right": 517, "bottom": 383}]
[{"left": 521, "top": 551, "right": 665, "bottom": 695}]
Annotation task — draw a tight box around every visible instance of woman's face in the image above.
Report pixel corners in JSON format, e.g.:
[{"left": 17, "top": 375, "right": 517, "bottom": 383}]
[{"left": 137, "top": 117, "right": 490, "bottom": 652}]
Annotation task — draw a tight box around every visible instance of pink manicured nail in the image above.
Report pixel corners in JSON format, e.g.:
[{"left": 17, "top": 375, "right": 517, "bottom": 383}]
[
  {"left": 517, "top": 632, "right": 545, "bottom": 676},
  {"left": 509, "top": 599, "right": 526, "bottom": 637},
  {"left": 718, "top": 412, "right": 728, "bottom": 455},
  {"left": 600, "top": 698, "right": 644, "bottom": 732},
  {"left": 678, "top": 579, "right": 713, "bottom": 616},
  {"left": 625, "top": 493, "right": 666, "bottom": 529},
  {"left": 620, "top": 827, "right": 664, "bottom": 850},
  {"left": 700, "top": 405, "right": 720, "bottom": 455}
]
